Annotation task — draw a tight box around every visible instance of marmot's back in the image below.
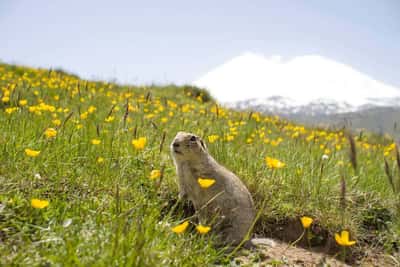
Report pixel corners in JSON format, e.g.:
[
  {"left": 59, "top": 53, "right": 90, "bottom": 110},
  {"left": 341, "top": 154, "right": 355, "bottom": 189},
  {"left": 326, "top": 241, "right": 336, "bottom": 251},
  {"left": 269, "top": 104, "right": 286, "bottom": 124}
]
[{"left": 171, "top": 131, "right": 255, "bottom": 245}]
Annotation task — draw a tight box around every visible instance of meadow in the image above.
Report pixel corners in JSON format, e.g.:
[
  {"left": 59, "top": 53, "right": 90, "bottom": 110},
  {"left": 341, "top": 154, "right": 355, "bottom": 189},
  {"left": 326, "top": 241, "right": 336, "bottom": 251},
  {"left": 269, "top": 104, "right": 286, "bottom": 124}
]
[{"left": 0, "top": 63, "right": 399, "bottom": 266}]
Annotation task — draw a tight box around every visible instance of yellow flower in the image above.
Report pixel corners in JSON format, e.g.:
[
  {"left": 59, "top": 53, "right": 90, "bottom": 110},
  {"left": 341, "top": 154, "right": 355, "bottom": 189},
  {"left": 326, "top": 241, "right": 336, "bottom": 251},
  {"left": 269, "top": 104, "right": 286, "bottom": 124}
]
[
  {"left": 207, "top": 135, "right": 219, "bottom": 143},
  {"left": 52, "top": 119, "right": 61, "bottom": 126},
  {"left": 25, "top": 148, "right": 40, "bottom": 157},
  {"left": 80, "top": 112, "right": 88, "bottom": 120},
  {"left": 225, "top": 135, "right": 234, "bottom": 142},
  {"left": 171, "top": 221, "right": 189, "bottom": 234},
  {"left": 31, "top": 198, "right": 49, "bottom": 209},
  {"left": 5, "top": 107, "right": 18, "bottom": 114},
  {"left": 91, "top": 139, "right": 101, "bottom": 145},
  {"left": 197, "top": 178, "right": 216, "bottom": 189},
  {"left": 19, "top": 99, "right": 28, "bottom": 106},
  {"left": 265, "top": 157, "right": 285, "bottom": 169},
  {"left": 149, "top": 170, "right": 161, "bottom": 180},
  {"left": 44, "top": 128, "right": 57, "bottom": 138},
  {"left": 300, "top": 216, "right": 313, "bottom": 229},
  {"left": 104, "top": 116, "right": 115, "bottom": 122},
  {"left": 196, "top": 224, "right": 211, "bottom": 234},
  {"left": 88, "top": 105, "right": 97, "bottom": 113},
  {"left": 132, "top": 137, "right": 147, "bottom": 150},
  {"left": 1, "top": 96, "right": 9, "bottom": 102},
  {"left": 97, "top": 157, "right": 104, "bottom": 163},
  {"left": 335, "top": 230, "right": 356, "bottom": 246}
]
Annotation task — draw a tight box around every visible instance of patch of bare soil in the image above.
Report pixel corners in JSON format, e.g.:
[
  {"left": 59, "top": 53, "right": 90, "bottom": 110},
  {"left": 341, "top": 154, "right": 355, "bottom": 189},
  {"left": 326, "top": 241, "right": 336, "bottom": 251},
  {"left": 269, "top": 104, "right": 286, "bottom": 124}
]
[
  {"left": 161, "top": 198, "right": 399, "bottom": 266},
  {"left": 234, "top": 238, "right": 399, "bottom": 267},
  {"left": 253, "top": 217, "right": 399, "bottom": 266}
]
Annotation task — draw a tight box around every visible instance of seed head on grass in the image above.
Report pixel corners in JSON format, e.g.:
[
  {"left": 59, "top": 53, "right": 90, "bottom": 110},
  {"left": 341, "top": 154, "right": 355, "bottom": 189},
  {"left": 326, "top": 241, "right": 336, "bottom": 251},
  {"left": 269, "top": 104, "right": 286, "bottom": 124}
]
[
  {"left": 159, "top": 131, "right": 166, "bottom": 153},
  {"left": 347, "top": 133, "right": 357, "bottom": 172},
  {"left": 340, "top": 175, "right": 346, "bottom": 211},
  {"left": 384, "top": 158, "right": 395, "bottom": 193},
  {"left": 395, "top": 143, "right": 400, "bottom": 171}
]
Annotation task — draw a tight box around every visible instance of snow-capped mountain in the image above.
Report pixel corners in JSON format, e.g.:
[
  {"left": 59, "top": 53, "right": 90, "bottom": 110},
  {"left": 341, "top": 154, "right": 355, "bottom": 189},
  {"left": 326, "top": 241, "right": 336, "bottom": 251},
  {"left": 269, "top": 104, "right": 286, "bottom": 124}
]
[
  {"left": 193, "top": 52, "right": 400, "bottom": 116},
  {"left": 231, "top": 95, "right": 400, "bottom": 116}
]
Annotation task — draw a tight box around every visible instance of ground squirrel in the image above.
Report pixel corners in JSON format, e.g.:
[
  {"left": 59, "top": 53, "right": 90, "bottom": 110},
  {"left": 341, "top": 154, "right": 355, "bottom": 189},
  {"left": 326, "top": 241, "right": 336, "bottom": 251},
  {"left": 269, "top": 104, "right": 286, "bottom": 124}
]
[{"left": 171, "top": 131, "right": 255, "bottom": 246}]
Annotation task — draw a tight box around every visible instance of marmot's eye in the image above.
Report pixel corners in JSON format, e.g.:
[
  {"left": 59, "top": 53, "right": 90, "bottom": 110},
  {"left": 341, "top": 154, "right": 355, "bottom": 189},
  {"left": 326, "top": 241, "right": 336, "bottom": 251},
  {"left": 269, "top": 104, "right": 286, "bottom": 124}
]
[{"left": 190, "top": 135, "right": 196, "bottom": 141}]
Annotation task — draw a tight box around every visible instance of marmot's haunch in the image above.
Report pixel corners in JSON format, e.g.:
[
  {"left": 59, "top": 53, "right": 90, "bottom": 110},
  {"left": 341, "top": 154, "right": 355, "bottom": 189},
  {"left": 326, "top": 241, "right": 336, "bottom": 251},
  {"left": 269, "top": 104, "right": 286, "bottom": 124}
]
[{"left": 171, "top": 131, "right": 255, "bottom": 245}]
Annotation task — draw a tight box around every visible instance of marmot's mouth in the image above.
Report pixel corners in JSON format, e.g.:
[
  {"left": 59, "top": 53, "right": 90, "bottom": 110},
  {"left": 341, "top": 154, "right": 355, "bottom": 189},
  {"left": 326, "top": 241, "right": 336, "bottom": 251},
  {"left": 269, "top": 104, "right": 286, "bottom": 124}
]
[{"left": 173, "top": 149, "right": 183, "bottom": 155}]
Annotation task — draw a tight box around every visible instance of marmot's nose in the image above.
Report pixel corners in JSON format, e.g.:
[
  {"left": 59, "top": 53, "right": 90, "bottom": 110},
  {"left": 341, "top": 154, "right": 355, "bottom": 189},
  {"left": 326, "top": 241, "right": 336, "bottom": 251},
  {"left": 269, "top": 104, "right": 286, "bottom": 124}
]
[{"left": 173, "top": 142, "right": 180, "bottom": 148}]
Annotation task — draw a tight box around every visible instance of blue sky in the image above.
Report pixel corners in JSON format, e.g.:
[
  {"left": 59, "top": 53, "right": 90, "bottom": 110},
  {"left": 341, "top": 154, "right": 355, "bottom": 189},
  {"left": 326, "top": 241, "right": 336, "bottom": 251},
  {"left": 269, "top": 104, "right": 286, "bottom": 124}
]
[{"left": 1, "top": 0, "right": 399, "bottom": 87}]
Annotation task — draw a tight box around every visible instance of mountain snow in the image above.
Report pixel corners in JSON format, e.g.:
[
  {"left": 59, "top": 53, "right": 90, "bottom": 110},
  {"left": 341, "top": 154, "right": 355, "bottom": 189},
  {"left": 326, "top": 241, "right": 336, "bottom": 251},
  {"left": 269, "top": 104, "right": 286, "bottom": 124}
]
[{"left": 193, "top": 52, "right": 400, "bottom": 115}]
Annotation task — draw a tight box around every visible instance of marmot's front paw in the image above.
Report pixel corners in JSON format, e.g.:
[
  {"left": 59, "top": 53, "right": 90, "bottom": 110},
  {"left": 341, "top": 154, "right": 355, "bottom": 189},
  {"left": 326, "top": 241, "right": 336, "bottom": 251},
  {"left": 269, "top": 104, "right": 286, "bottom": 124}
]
[{"left": 179, "top": 191, "right": 188, "bottom": 200}]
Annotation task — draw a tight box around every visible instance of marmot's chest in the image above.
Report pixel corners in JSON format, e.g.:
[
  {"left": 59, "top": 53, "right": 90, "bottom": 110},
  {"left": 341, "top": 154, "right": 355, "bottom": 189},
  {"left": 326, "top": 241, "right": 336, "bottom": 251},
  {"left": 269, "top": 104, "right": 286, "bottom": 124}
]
[{"left": 179, "top": 162, "right": 222, "bottom": 206}]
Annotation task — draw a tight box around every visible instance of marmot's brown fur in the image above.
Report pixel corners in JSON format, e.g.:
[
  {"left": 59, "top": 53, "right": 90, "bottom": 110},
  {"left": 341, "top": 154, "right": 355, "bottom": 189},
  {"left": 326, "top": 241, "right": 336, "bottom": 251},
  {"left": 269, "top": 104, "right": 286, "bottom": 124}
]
[{"left": 171, "top": 131, "right": 255, "bottom": 245}]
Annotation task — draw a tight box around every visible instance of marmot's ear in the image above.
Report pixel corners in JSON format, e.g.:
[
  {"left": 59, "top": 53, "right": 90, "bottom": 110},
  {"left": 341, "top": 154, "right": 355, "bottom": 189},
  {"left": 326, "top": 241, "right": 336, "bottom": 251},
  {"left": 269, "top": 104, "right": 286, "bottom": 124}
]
[{"left": 199, "top": 139, "right": 207, "bottom": 151}]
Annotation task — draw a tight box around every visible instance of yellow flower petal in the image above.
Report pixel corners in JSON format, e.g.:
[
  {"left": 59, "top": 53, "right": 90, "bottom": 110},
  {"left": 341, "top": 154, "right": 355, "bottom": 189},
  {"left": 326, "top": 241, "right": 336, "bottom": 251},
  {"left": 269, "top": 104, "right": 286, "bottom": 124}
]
[
  {"left": 31, "top": 198, "right": 49, "bottom": 209},
  {"left": 149, "top": 170, "right": 161, "bottom": 180},
  {"left": 172, "top": 221, "right": 189, "bottom": 234},
  {"left": 346, "top": 240, "right": 356, "bottom": 246},
  {"left": 300, "top": 216, "right": 313, "bottom": 229},
  {"left": 104, "top": 116, "right": 115, "bottom": 122},
  {"left": 44, "top": 128, "right": 57, "bottom": 138},
  {"left": 91, "top": 139, "right": 101, "bottom": 145},
  {"left": 196, "top": 224, "right": 211, "bottom": 234},
  {"left": 25, "top": 148, "right": 41, "bottom": 157},
  {"left": 335, "top": 233, "right": 345, "bottom": 246},
  {"left": 197, "top": 178, "right": 216, "bottom": 189},
  {"left": 52, "top": 119, "right": 61, "bottom": 126},
  {"left": 265, "top": 157, "right": 285, "bottom": 169},
  {"left": 132, "top": 137, "right": 147, "bottom": 150},
  {"left": 207, "top": 135, "right": 219, "bottom": 143},
  {"left": 341, "top": 230, "right": 349, "bottom": 241},
  {"left": 19, "top": 99, "right": 28, "bottom": 106},
  {"left": 335, "top": 230, "right": 356, "bottom": 246}
]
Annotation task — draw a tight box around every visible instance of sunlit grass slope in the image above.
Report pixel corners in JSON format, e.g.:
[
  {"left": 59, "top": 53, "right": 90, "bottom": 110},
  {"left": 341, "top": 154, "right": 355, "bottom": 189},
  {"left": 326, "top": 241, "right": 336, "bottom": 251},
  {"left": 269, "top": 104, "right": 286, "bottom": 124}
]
[{"left": 0, "top": 63, "right": 399, "bottom": 265}]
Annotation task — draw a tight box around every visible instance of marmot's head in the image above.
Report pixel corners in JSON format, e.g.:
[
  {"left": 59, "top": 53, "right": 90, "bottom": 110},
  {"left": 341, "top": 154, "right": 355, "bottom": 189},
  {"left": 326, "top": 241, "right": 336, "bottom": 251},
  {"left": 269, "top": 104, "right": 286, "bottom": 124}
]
[{"left": 171, "top": 131, "right": 208, "bottom": 161}]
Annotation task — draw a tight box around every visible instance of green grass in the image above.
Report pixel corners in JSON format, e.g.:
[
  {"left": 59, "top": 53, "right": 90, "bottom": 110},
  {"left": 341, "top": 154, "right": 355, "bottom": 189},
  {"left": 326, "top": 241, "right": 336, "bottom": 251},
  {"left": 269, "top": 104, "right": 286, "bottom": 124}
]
[{"left": 0, "top": 63, "right": 399, "bottom": 266}]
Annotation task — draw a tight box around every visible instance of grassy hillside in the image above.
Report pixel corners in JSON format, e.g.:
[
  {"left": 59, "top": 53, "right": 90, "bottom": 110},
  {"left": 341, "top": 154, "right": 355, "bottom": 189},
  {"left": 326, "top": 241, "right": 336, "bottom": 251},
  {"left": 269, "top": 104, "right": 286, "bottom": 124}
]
[
  {"left": 0, "top": 63, "right": 399, "bottom": 266},
  {"left": 288, "top": 107, "right": 400, "bottom": 139}
]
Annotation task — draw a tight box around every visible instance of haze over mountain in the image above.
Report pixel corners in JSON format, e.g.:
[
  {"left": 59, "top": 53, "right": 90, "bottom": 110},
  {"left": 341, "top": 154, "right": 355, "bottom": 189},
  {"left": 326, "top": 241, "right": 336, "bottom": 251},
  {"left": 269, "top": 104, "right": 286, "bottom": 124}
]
[{"left": 193, "top": 52, "right": 400, "bottom": 137}]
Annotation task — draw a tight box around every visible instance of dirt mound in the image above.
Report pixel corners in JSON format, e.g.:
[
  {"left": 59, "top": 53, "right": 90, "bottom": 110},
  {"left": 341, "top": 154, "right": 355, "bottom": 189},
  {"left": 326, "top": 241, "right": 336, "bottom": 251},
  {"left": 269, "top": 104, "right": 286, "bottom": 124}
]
[{"left": 234, "top": 238, "right": 397, "bottom": 267}]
